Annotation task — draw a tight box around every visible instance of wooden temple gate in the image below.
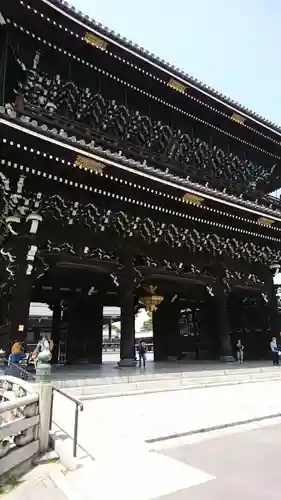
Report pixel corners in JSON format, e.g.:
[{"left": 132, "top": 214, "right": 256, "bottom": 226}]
[{"left": 0, "top": 0, "right": 281, "bottom": 364}]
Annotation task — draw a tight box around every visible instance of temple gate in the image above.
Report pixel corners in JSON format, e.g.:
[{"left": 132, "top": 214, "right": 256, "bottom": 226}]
[{"left": 0, "top": 0, "right": 281, "bottom": 365}]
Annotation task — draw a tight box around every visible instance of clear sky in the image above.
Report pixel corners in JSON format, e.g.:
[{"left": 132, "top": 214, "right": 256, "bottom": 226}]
[{"left": 70, "top": 0, "right": 280, "bottom": 126}]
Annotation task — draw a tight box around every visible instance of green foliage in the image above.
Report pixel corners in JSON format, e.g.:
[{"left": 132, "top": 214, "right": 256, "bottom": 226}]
[
  {"left": 140, "top": 311, "right": 153, "bottom": 332},
  {"left": 112, "top": 324, "right": 120, "bottom": 334}
]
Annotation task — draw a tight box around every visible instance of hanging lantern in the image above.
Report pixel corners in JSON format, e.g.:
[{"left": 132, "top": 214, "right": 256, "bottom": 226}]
[{"left": 139, "top": 285, "right": 164, "bottom": 312}]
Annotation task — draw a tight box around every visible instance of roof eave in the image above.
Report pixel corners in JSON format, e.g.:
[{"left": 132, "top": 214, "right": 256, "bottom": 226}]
[
  {"left": 1, "top": 112, "right": 281, "bottom": 224},
  {"left": 40, "top": 0, "right": 281, "bottom": 141}
]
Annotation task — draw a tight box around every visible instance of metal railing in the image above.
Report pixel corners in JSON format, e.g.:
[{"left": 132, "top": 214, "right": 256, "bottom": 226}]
[
  {"left": 2, "top": 359, "right": 83, "bottom": 458},
  {"left": 50, "top": 386, "right": 84, "bottom": 457},
  {"left": 3, "top": 359, "right": 35, "bottom": 381}
]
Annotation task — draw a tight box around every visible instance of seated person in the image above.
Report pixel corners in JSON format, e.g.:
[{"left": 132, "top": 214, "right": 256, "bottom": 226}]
[{"left": 9, "top": 341, "right": 25, "bottom": 364}]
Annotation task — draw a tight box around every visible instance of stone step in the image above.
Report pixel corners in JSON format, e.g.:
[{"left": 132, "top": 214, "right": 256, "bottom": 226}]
[
  {"left": 50, "top": 450, "right": 215, "bottom": 500},
  {"left": 60, "top": 368, "right": 281, "bottom": 400}
]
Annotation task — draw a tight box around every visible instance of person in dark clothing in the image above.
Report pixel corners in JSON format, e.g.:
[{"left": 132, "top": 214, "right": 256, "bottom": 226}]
[
  {"left": 138, "top": 340, "right": 147, "bottom": 368},
  {"left": 270, "top": 337, "right": 279, "bottom": 366},
  {"left": 236, "top": 340, "right": 244, "bottom": 363}
]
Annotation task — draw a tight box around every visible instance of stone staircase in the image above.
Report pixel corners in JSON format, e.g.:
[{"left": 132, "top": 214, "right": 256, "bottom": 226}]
[{"left": 54, "top": 365, "right": 281, "bottom": 400}]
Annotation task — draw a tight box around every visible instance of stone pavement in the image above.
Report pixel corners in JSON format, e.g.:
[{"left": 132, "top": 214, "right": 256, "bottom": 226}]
[
  {"left": 158, "top": 419, "right": 281, "bottom": 499},
  {"left": 56, "top": 450, "right": 214, "bottom": 500},
  {"left": 47, "top": 378, "right": 281, "bottom": 499},
  {"left": 2, "top": 463, "right": 67, "bottom": 500},
  {"left": 52, "top": 378, "right": 281, "bottom": 448}
]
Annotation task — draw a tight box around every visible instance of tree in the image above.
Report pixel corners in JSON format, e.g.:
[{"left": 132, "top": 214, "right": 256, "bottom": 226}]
[
  {"left": 140, "top": 311, "right": 153, "bottom": 332},
  {"left": 112, "top": 324, "right": 120, "bottom": 335}
]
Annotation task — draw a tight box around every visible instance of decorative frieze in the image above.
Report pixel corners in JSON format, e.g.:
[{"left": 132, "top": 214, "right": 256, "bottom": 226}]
[{"left": 14, "top": 54, "right": 276, "bottom": 195}]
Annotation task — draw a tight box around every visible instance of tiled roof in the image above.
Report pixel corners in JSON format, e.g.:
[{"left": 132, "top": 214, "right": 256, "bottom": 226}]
[
  {"left": 1, "top": 105, "right": 281, "bottom": 222},
  {"left": 45, "top": 0, "right": 281, "bottom": 136}
]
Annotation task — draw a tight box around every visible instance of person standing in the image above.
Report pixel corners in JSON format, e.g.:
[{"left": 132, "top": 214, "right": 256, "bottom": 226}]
[
  {"left": 270, "top": 337, "right": 279, "bottom": 366},
  {"left": 138, "top": 340, "right": 147, "bottom": 368},
  {"left": 236, "top": 340, "right": 244, "bottom": 363}
]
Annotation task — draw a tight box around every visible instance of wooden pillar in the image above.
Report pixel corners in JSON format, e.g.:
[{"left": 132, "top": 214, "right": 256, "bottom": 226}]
[
  {"left": 9, "top": 239, "right": 33, "bottom": 343},
  {"left": 153, "top": 303, "right": 168, "bottom": 361},
  {"left": 265, "top": 270, "right": 280, "bottom": 341},
  {"left": 153, "top": 300, "right": 180, "bottom": 361},
  {"left": 51, "top": 300, "right": 61, "bottom": 364},
  {"left": 119, "top": 247, "right": 137, "bottom": 367},
  {"left": 87, "top": 298, "right": 103, "bottom": 364},
  {"left": 0, "top": 295, "right": 9, "bottom": 328},
  {"left": 108, "top": 319, "right": 112, "bottom": 341},
  {"left": 66, "top": 296, "right": 103, "bottom": 365},
  {"left": 214, "top": 267, "right": 235, "bottom": 363}
]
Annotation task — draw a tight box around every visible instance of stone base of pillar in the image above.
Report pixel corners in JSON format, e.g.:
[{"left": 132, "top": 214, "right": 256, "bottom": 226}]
[
  {"left": 220, "top": 355, "right": 236, "bottom": 363},
  {"left": 35, "top": 363, "right": 52, "bottom": 382},
  {"left": 118, "top": 358, "right": 137, "bottom": 367}
]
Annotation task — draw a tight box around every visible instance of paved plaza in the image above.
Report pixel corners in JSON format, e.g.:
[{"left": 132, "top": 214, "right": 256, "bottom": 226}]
[
  {"left": 4, "top": 375, "right": 281, "bottom": 499},
  {"left": 4, "top": 361, "right": 281, "bottom": 499},
  {"left": 158, "top": 420, "right": 281, "bottom": 499},
  {"left": 6, "top": 420, "right": 281, "bottom": 499},
  {"left": 52, "top": 378, "right": 281, "bottom": 448},
  {"left": 48, "top": 378, "right": 281, "bottom": 499}
]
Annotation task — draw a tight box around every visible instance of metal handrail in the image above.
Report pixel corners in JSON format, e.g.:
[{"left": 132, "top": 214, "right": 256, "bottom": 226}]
[
  {"left": 2, "top": 358, "right": 83, "bottom": 458},
  {"left": 3, "top": 359, "right": 36, "bottom": 381},
  {"left": 50, "top": 386, "right": 84, "bottom": 457}
]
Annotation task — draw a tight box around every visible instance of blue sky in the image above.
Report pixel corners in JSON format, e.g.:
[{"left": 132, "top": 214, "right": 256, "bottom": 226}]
[{"left": 70, "top": 0, "right": 280, "bottom": 125}]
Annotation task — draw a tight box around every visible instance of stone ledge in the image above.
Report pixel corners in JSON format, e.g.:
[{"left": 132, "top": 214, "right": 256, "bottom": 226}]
[{"left": 65, "top": 375, "right": 281, "bottom": 401}]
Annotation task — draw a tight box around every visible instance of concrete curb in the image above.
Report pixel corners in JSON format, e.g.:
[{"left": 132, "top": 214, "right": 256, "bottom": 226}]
[
  {"left": 147, "top": 412, "right": 281, "bottom": 445},
  {"left": 77, "top": 375, "right": 281, "bottom": 400}
]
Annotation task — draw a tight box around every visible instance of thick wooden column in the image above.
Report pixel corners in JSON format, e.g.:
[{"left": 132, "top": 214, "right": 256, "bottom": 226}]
[
  {"left": 51, "top": 300, "right": 61, "bottom": 364},
  {"left": 0, "top": 295, "right": 10, "bottom": 351},
  {"left": 153, "top": 302, "right": 169, "bottom": 361},
  {"left": 214, "top": 267, "right": 235, "bottom": 362},
  {"left": 87, "top": 298, "right": 103, "bottom": 364},
  {"left": 0, "top": 295, "right": 9, "bottom": 329},
  {"left": 66, "top": 296, "right": 103, "bottom": 365},
  {"left": 265, "top": 270, "right": 280, "bottom": 341},
  {"left": 9, "top": 238, "right": 33, "bottom": 343},
  {"left": 119, "top": 247, "right": 137, "bottom": 367},
  {"left": 153, "top": 300, "right": 181, "bottom": 361},
  {"left": 108, "top": 319, "right": 112, "bottom": 341}
]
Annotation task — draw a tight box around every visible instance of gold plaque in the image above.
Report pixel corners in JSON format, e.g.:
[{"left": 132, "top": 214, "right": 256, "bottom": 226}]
[
  {"left": 75, "top": 155, "right": 105, "bottom": 174},
  {"left": 168, "top": 78, "right": 186, "bottom": 93},
  {"left": 182, "top": 193, "right": 204, "bottom": 205},
  {"left": 257, "top": 217, "right": 274, "bottom": 226},
  {"left": 84, "top": 32, "right": 108, "bottom": 51},
  {"left": 231, "top": 113, "right": 245, "bottom": 124}
]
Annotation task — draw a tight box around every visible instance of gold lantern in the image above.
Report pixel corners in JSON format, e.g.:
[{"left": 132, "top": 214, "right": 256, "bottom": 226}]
[{"left": 139, "top": 285, "right": 164, "bottom": 312}]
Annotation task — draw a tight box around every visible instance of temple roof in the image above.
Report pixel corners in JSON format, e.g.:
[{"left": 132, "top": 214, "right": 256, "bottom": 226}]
[
  {"left": 2, "top": 105, "right": 281, "bottom": 228},
  {"left": 2, "top": 1, "right": 281, "bottom": 198},
  {"left": 43, "top": 0, "right": 281, "bottom": 139}
]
